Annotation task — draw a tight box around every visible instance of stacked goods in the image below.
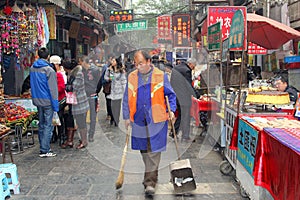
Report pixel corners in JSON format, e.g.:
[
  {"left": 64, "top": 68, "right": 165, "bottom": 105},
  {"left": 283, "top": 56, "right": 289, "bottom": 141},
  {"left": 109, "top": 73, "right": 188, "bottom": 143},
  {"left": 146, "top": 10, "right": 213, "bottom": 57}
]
[
  {"left": 246, "top": 90, "right": 290, "bottom": 105},
  {"left": 241, "top": 116, "right": 300, "bottom": 130}
]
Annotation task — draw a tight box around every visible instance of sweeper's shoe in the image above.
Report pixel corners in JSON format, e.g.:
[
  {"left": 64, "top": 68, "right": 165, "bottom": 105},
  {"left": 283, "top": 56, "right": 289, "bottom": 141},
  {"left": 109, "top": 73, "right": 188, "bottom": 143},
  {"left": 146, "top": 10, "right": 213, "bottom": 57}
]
[{"left": 145, "top": 186, "right": 155, "bottom": 196}]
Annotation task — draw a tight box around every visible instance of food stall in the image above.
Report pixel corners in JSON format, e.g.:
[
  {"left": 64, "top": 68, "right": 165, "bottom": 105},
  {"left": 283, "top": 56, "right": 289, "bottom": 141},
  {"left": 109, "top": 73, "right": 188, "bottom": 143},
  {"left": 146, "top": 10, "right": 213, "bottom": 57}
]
[{"left": 235, "top": 114, "right": 300, "bottom": 200}]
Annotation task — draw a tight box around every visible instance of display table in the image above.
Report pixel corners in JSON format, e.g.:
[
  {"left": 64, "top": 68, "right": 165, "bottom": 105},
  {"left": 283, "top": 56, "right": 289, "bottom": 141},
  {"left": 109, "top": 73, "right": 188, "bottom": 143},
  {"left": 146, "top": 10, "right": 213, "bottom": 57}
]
[
  {"left": 190, "top": 97, "right": 218, "bottom": 127},
  {"left": 235, "top": 115, "right": 300, "bottom": 200},
  {"left": 253, "top": 127, "right": 300, "bottom": 200}
]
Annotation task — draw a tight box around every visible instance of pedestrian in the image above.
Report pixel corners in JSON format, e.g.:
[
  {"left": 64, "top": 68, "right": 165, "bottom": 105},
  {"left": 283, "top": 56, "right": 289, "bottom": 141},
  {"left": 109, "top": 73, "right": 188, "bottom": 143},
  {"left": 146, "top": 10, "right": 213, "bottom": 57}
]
[
  {"left": 69, "top": 59, "right": 90, "bottom": 149},
  {"left": 61, "top": 59, "right": 78, "bottom": 149},
  {"left": 81, "top": 55, "right": 101, "bottom": 142},
  {"left": 151, "top": 55, "right": 165, "bottom": 71},
  {"left": 104, "top": 56, "right": 127, "bottom": 126},
  {"left": 49, "top": 55, "right": 66, "bottom": 145},
  {"left": 96, "top": 54, "right": 114, "bottom": 121},
  {"left": 30, "top": 47, "right": 58, "bottom": 157},
  {"left": 171, "top": 57, "right": 196, "bottom": 142},
  {"left": 122, "top": 50, "right": 177, "bottom": 196}
]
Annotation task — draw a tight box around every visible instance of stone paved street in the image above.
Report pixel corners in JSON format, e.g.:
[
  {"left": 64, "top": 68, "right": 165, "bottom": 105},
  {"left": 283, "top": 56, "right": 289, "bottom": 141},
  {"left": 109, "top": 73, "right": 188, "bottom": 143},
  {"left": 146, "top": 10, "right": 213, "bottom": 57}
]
[{"left": 7, "top": 95, "right": 248, "bottom": 200}]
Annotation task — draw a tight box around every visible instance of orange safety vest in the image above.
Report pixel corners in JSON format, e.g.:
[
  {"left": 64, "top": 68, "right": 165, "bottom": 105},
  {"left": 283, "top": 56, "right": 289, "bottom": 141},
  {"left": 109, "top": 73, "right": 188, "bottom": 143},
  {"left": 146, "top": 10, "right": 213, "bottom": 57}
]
[{"left": 127, "top": 67, "right": 168, "bottom": 123}]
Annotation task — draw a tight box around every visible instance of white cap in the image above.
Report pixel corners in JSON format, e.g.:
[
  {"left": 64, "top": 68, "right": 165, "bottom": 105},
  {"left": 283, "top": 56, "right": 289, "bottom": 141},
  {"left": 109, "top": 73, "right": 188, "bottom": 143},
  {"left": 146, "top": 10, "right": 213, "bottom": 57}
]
[{"left": 49, "top": 55, "right": 61, "bottom": 64}]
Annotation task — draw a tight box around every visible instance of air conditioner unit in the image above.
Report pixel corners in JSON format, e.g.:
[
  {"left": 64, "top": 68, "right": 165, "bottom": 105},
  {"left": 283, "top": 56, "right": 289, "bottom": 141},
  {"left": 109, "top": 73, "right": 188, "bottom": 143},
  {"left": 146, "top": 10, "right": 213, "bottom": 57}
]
[{"left": 58, "top": 29, "right": 69, "bottom": 43}]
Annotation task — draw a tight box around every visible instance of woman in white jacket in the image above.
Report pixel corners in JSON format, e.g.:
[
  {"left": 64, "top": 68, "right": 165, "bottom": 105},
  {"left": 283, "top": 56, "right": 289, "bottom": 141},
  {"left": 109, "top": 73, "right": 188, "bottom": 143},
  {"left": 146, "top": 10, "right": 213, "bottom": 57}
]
[{"left": 104, "top": 56, "right": 127, "bottom": 126}]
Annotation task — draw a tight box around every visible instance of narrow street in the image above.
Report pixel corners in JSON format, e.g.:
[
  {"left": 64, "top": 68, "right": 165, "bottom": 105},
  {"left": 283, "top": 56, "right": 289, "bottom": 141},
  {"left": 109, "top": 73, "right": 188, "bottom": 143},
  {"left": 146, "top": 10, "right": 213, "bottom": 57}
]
[{"left": 7, "top": 93, "right": 249, "bottom": 200}]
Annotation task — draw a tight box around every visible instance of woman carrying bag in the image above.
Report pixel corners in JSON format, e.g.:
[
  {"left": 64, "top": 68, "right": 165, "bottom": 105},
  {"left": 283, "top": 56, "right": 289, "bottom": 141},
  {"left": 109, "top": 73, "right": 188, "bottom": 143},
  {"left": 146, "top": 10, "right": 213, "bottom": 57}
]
[
  {"left": 104, "top": 56, "right": 127, "bottom": 126},
  {"left": 61, "top": 59, "right": 78, "bottom": 149}
]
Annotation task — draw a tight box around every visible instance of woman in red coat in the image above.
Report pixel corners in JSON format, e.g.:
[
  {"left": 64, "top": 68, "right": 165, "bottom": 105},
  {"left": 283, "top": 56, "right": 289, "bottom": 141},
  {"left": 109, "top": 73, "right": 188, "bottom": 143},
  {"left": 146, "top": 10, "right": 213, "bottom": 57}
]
[{"left": 50, "top": 55, "right": 66, "bottom": 145}]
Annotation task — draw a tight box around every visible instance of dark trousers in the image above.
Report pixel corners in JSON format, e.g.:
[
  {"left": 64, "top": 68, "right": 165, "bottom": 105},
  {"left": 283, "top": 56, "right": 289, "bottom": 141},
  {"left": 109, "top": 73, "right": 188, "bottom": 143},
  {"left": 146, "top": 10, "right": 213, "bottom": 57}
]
[
  {"left": 52, "top": 104, "right": 65, "bottom": 143},
  {"left": 87, "top": 98, "right": 97, "bottom": 137},
  {"left": 105, "top": 93, "right": 112, "bottom": 118},
  {"left": 141, "top": 151, "right": 161, "bottom": 188},
  {"left": 174, "top": 100, "right": 191, "bottom": 139},
  {"left": 111, "top": 99, "right": 122, "bottom": 125}
]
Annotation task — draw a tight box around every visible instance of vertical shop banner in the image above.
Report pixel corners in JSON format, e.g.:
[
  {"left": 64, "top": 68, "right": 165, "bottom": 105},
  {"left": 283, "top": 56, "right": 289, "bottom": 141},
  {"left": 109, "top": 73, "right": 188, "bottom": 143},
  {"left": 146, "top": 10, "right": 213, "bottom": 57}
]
[
  {"left": 44, "top": 6, "right": 56, "bottom": 40},
  {"left": 228, "top": 9, "right": 246, "bottom": 50},
  {"left": 237, "top": 119, "right": 258, "bottom": 176},
  {"left": 172, "top": 14, "right": 191, "bottom": 48},
  {"left": 207, "top": 6, "right": 246, "bottom": 45},
  {"left": 157, "top": 15, "right": 172, "bottom": 41},
  {"left": 207, "top": 21, "right": 221, "bottom": 51}
]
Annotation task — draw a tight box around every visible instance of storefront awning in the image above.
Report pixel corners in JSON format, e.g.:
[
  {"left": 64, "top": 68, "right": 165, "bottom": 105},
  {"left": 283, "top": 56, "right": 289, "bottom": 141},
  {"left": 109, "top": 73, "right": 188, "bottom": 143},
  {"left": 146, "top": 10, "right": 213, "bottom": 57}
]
[
  {"left": 47, "top": 0, "right": 67, "bottom": 9},
  {"left": 69, "top": 0, "right": 104, "bottom": 23},
  {"left": 103, "top": 0, "right": 122, "bottom": 8}
]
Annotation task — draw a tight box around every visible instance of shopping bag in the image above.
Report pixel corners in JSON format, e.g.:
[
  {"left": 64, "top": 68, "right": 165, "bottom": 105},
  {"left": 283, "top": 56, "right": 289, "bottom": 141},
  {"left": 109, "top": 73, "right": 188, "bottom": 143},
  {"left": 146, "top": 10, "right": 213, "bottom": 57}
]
[
  {"left": 52, "top": 112, "right": 61, "bottom": 126},
  {"left": 66, "top": 92, "right": 77, "bottom": 105}
]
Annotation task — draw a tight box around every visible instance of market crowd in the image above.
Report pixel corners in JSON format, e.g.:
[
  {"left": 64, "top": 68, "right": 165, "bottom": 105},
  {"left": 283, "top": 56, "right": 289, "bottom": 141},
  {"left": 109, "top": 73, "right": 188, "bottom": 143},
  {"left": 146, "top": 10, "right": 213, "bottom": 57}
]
[
  {"left": 26, "top": 46, "right": 201, "bottom": 195},
  {"left": 27, "top": 46, "right": 299, "bottom": 196}
]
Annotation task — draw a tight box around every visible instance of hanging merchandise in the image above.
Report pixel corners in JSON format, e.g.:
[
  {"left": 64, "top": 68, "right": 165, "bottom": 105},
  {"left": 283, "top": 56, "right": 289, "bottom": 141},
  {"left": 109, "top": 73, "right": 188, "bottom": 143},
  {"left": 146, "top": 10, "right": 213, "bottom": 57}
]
[{"left": 0, "top": 2, "right": 40, "bottom": 69}]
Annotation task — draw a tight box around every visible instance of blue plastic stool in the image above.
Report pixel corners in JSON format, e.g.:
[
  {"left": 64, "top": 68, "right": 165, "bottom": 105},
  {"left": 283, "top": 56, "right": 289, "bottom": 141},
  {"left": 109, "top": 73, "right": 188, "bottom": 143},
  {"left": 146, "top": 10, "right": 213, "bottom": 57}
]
[
  {"left": 0, "top": 163, "right": 20, "bottom": 194},
  {"left": 0, "top": 172, "right": 11, "bottom": 200}
]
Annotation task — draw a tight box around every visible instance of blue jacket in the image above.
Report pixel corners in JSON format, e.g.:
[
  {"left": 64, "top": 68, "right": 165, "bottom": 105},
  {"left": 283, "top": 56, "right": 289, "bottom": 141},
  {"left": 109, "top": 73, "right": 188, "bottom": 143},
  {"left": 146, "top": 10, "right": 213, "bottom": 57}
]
[
  {"left": 122, "top": 69, "right": 176, "bottom": 152},
  {"left": 30, "top": 59, "right": 59, "bottom": 112}
]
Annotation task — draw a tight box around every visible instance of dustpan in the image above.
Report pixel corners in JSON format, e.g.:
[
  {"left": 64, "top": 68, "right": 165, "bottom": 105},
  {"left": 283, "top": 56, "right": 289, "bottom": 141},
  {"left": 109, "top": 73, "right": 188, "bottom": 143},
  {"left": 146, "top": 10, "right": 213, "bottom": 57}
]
[{"left": 166, "top": 96, "right": 196, "bottom": 194}]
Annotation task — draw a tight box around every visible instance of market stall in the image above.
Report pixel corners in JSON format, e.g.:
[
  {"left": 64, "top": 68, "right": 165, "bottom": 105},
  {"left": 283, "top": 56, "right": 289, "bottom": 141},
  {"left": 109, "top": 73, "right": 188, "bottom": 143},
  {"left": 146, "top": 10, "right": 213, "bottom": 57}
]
[{"left": 235, "top": 114, "right": 300, "bottom": 200}]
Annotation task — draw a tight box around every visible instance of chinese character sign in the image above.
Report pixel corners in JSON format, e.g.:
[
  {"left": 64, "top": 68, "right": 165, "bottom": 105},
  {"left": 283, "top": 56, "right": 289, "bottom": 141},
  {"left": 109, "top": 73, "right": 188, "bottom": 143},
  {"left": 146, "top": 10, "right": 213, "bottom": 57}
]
[
  {"left": 157, "top": 15, "right": 172, "bottom": 40},
  {"left": 228, "top": 9, "right": 246, "bottom": 50},
  {"left": 208, "top": 22, "right": 221, "bottom": 51},
  {"left": 208, "top": 6, "right": 246, "bottom": 41},
  {"left": 237, "top": 119, "right": 259, "bottom": 176},
  {"left": 109, "top": 9, "right": 133, "bottom": 22},
  {"left": 172, "top": 14, "right": 191, "bottom": 48},
  {"left": 248, "top": 42, "right": 267, "bottom": 54}
]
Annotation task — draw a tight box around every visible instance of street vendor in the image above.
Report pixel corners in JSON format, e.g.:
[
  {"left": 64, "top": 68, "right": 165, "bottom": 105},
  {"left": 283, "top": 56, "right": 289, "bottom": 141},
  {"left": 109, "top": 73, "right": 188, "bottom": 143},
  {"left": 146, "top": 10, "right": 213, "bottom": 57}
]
[{"left": 274, "top": 74, "right": 299, "bottom": 104}]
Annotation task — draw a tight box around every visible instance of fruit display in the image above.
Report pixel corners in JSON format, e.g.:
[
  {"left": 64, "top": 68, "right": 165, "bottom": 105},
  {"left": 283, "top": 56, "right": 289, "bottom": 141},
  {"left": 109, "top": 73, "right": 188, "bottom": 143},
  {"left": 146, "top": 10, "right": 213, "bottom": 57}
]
[{"left": 4, "top": 102, "right": 35, "bottom": 127}]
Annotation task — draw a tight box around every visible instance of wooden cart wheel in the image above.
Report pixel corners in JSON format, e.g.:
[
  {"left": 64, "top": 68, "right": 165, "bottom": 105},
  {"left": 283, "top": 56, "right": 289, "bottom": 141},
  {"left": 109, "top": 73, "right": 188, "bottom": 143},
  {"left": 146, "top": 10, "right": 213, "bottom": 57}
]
[
  {"left": 219, "top": 160, "right": 233, "bottom": 175},
  {"left": 239, "top": 185, "right": 249, "bottom": 199}
]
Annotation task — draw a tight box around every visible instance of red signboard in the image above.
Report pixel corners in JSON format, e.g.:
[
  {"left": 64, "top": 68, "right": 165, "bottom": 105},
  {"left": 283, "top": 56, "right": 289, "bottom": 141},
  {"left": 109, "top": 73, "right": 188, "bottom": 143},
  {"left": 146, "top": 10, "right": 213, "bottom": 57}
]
[
  {"left": 157, "top": 15, "right": 172, "bottom": 40},
  {"left": 109, "top": 9, "right": 133, "bottom": 22},
  {"left": 172, "top": 14, "right": 191, "bottom": 48},
  {"left": 248, "top": 42, "right": 267, "bottom": 54},
  {"left": 208, "top": 6, "right": 246, "bottom": 41}
]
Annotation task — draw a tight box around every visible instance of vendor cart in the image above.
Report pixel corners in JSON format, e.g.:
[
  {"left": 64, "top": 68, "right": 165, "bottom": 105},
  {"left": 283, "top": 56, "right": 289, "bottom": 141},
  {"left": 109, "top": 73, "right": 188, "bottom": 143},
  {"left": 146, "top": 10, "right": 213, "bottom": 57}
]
[{"left": 219, "top": 106, "right": 237, "bottom": 175}]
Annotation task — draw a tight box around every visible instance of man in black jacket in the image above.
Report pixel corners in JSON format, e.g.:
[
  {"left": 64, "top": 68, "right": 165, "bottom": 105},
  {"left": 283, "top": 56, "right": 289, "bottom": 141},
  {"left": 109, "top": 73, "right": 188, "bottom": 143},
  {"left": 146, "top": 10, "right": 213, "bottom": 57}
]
[{"left": 170, "top": 58, "right": 196, "bottom": 142}]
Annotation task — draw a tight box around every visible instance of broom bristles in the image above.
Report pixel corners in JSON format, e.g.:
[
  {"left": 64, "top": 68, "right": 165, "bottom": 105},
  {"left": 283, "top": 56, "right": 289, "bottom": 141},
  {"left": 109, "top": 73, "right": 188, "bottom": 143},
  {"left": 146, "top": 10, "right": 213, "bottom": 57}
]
[
  {"left": 115, "top": 128, "right": 130, "bottom": 190},
  {"left": 115, "top": 171, "right": 124, "bottom": 189}
]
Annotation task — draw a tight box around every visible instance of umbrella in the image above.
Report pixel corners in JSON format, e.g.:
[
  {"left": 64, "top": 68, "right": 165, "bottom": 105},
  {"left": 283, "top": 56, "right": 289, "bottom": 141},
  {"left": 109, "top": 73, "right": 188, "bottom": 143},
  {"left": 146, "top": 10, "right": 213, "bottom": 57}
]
[{"left": 247, "top": 13, "right": 300, "bottom": 49}]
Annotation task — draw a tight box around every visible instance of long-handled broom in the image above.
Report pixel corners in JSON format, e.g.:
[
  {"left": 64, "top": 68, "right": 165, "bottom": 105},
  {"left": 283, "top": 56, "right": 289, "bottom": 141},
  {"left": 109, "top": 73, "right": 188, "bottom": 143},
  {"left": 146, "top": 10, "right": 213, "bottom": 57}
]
[{"left": 115, "top": 127, "right": 130, "bottom": 189}]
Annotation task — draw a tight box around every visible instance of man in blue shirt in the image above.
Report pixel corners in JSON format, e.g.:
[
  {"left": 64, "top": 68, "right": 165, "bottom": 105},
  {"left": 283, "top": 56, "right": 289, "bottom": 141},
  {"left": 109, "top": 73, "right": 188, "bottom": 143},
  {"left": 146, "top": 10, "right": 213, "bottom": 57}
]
[{"left": 30, "top": 47, "right": 59, "bottom": 157}]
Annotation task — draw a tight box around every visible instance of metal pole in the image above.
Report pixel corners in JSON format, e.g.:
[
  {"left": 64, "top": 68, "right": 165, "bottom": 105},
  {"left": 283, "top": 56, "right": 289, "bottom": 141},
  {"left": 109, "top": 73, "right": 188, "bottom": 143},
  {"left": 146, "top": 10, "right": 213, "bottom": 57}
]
[{"left": 189, "top": 0, "right": 196, "bottom": 58}]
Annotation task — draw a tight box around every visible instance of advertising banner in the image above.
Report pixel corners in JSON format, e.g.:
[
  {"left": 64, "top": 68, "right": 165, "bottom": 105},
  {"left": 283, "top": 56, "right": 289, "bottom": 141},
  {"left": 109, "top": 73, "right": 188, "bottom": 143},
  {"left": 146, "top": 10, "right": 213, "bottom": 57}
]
[
  {"left": 207, "top": 6, "right": 247, "bottom": 46},
  {"left": 228, "top": 9, "right": 246, "bottom": 50},
  {"left": 237, "top": 119, "right": 259, "bottom": 176},
  {"left": 157, "top": 15, "right": 172, "bottom": 40},
  {"left": 172, "top": 14, "right": 191, "bottom": 48},
  {"left": 109, "top": 9, "right": 133, "bottom": 22},
  {"left": 248, "top": 42, "right": 267, "bottom": 54},
  {"left": 208, "top": 21, "right": 221, "bottom": 51}
]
